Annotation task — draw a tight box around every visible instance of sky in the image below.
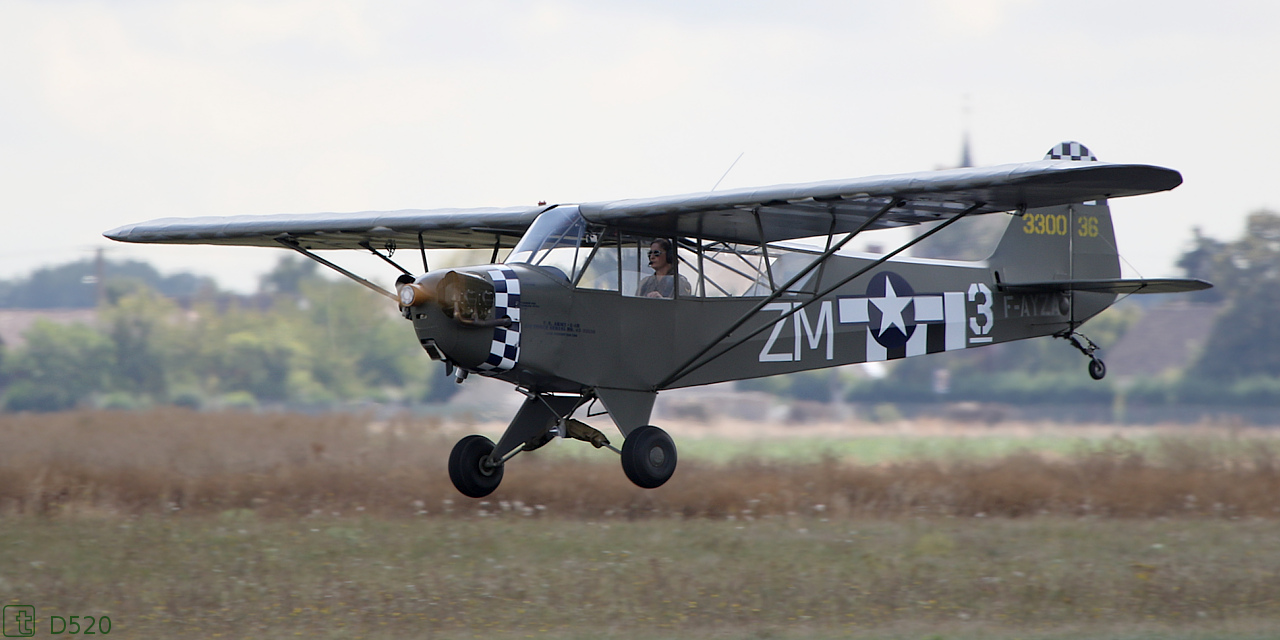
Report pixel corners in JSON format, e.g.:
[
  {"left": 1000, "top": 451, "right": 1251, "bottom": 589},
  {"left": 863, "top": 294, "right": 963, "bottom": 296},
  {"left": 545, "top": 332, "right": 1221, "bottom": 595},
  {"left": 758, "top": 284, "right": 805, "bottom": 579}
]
[{"left": 2, "top": 0, "right": 1278, "bottom": 293}]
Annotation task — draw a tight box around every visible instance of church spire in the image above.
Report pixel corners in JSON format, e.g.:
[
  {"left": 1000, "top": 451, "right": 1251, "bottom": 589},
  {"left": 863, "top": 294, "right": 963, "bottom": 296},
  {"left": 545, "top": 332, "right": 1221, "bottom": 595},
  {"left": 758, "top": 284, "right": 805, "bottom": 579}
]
[
  {"left": 959, "top": 129, "right": 973, "bottom": 168},
  {"left": 958, "top": 96, "right": 973, "bottom": 168}
]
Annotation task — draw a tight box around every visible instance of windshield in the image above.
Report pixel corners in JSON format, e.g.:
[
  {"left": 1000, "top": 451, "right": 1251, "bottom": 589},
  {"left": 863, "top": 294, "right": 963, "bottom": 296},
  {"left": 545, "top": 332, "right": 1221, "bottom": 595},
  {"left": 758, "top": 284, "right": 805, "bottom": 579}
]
[
  {"left": 505, "top": 206, "right": 593, "bottom": 282},
  {"left": 508, "top": 206, "right": 820, "bottom": 296}
]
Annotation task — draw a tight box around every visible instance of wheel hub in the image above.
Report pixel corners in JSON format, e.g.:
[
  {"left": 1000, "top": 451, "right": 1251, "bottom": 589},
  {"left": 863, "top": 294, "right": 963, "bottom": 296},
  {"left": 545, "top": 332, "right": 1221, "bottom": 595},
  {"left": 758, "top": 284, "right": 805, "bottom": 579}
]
[{"left": 648, "top": 446, "right": 666, "bottom": 467}]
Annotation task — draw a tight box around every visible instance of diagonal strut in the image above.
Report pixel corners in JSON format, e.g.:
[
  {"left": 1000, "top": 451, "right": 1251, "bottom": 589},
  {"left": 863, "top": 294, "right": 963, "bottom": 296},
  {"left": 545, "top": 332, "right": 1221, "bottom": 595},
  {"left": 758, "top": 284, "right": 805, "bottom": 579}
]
[
  {"left": 658, "top": 202, "right": 985, "bottom": 389},
  {"left": 656, "top": 199, "right": 900, "bottom": 389}
]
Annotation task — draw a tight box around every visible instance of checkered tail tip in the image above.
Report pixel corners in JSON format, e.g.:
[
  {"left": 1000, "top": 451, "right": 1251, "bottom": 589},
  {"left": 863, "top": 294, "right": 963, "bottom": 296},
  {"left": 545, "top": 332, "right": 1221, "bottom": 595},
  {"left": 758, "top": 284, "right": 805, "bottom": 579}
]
[
  {"left": 1044, "top": 141, "right": 1098, "bottom": 162},
  {"left": 475, "top": 267, "right": 521, "bottom": 373}
]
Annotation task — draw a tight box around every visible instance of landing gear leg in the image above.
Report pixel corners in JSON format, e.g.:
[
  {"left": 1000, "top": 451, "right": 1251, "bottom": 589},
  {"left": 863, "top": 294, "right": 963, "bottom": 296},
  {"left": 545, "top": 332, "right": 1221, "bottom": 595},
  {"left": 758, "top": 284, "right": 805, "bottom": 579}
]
[
  {"left": 447, "top": 392, "right": 589, "bottom": 498},
  {"left": 1058, "top": 330, "right": 1106, "bottom": 380}
]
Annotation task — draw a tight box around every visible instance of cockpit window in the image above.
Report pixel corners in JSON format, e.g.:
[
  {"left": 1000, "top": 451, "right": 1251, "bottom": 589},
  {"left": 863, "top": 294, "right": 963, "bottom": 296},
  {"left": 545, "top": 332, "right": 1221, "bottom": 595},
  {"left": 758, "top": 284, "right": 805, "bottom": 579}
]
[
  {"left": 505, "top": 207, "right": 593, "bottom": 283},
  {"left": 509, "top": 206, "right": 819, "bottom": 296}
]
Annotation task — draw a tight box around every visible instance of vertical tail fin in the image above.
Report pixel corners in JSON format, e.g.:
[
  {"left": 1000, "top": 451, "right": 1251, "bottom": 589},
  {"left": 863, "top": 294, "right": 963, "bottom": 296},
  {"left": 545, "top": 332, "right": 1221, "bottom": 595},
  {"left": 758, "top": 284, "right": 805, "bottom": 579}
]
[
  {"left": 988, "top": 142, "right": 1121, "bottom": 325},
  {"left": 989, "top": 142, "right": 1120, "bottom": 287},
  {"left": 989, "top": 200, "right": 1121, "bottom": 285}
]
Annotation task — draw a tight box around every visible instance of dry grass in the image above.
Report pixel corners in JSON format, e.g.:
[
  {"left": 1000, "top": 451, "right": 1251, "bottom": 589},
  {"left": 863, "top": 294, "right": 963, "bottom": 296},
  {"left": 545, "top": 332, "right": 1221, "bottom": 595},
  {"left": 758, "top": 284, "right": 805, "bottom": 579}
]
[{"left": 1, "top": 409, "right": 1279, "bottom": 519}]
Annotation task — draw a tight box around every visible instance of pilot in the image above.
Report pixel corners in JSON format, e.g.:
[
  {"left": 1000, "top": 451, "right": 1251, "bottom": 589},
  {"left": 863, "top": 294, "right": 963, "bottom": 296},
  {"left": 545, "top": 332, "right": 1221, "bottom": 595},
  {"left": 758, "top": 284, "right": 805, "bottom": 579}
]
[{"left": 638, "top": 239, "right": 692, "bottom": 299}]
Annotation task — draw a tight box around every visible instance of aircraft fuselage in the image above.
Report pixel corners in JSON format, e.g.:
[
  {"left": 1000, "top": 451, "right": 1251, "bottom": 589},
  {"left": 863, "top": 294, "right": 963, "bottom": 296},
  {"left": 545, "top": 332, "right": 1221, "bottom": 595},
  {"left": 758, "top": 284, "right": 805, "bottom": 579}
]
[{"left": 410, "top": 252, "right": 1113, "bottom": 393}]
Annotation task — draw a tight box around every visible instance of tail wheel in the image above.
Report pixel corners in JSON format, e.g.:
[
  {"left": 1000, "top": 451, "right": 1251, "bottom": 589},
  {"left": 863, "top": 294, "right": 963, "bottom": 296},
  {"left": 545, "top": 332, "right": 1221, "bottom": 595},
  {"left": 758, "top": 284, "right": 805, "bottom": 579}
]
[
  {"left": 1088, "top": 358, "right": 1107, "bottom": 380},
  {"left": 448, "top": 435, "right": 504, "bottom": 498},
  {"left": 620, "top": 425, "right": 677, "bottom": 489}
]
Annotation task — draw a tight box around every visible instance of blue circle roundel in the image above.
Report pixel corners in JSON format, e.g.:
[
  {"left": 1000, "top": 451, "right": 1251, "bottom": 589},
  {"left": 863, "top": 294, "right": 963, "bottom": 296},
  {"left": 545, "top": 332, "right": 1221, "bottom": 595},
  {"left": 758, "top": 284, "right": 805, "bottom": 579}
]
[{"left": 866, "top": 271, "right": 916, "bottom": 349}]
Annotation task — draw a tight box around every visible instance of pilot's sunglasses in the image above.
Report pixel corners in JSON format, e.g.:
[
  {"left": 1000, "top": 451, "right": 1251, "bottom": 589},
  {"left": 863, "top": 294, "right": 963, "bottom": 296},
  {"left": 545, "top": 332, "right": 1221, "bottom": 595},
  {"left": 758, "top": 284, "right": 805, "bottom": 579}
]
[{"left": 648, "top": 250, "right": 663, "bottom": 256}]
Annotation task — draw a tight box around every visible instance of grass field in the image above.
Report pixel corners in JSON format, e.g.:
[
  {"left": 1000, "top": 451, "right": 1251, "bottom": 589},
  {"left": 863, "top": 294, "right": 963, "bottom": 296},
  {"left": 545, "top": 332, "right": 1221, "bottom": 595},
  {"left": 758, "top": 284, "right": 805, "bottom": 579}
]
[
  {"left": 7, "top": 516, "right": 1280, "bottom": 639},
  {"left": 3, "top": 409, "right": 1280, "bottom": 639}
]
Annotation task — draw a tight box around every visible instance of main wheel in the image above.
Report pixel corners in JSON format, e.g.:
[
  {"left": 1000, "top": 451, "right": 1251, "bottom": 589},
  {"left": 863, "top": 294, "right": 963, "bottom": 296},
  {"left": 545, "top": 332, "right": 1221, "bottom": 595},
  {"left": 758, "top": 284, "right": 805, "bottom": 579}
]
[
  {"left": 621, "top": 425, "right": 677, "bottom": 489},
  {"left": 1088, "top": 358, "right": 1107, "bottom": 380},
  {"left": 448, "top": 435, "right": 504, "bottom": 498}
]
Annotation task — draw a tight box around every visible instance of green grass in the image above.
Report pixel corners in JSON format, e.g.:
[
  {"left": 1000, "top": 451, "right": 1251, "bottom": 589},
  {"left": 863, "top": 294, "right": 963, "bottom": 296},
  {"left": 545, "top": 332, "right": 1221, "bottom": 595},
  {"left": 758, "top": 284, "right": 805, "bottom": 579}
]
[
  {"left": 541, "top": 431, "right": 1182, "bottom": 465},
  {"left": 5, "top": 515, "right": 1280, "bottom": 639},
  {"left": 676, "top": 433, "right": 1135, "bottom": 464}
]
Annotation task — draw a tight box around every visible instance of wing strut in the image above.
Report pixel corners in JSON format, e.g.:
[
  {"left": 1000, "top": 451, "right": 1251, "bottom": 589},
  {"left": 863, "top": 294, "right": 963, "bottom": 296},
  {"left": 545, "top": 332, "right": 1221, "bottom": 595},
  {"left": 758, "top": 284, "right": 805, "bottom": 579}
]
[
  {"left": 657, "top": 201, "right": 986, "bottom": 389},
  {"left": 358, "top": 241, "right": 412, "bottom": 276},
  {"left": 275, "top": 235, "right": 398, "bottom": 301},
  {"left": 418, "top": 231, "right": 430, "bottom": 272},
  {"left": 656, "top": 198, "right": 902, "bottom": 389},
  {"left": 754, "top": 209, "right": 777, "bottom": 290}
]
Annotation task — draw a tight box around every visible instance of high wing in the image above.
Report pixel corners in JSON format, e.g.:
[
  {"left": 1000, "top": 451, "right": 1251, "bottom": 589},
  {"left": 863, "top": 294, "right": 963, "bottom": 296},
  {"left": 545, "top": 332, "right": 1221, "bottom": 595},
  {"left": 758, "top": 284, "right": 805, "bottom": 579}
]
[
  {"left": 104, "top": 158, "right": 1180, "bottom": 250},
  {"left": 104, "top": 206, "right": 547, "bottom": 251},
  {"left": 579, "top": 160, "right": 1180, "bottom": 244}
]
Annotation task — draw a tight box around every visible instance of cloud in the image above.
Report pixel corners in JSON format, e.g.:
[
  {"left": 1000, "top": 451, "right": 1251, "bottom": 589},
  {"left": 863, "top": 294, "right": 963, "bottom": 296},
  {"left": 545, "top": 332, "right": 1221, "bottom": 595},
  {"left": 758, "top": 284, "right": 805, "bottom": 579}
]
[
  {"left": 0, "top": 0, "right": 1277, "bottom": 289},
  {"left": 926, "top": 0, "right": 1029, "bottom": 35}
]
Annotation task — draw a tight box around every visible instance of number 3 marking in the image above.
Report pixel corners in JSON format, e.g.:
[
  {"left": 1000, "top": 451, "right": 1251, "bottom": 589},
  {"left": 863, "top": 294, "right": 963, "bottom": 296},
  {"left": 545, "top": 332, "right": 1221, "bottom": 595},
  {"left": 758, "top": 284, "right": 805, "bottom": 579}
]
[{"left": 968, "top": 283, "right": 993, "bottom": 344}]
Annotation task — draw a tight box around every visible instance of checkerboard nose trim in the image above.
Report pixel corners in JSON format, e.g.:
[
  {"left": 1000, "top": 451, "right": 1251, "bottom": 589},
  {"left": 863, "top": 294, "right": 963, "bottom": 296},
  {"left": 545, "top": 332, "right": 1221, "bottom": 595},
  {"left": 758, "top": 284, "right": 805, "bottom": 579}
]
[
  {"left": 1045, "top": 141, "right": 1098, "bottom": 162},
  {"left": 476, "top": 267, "right": 521, "bottom": 373}
]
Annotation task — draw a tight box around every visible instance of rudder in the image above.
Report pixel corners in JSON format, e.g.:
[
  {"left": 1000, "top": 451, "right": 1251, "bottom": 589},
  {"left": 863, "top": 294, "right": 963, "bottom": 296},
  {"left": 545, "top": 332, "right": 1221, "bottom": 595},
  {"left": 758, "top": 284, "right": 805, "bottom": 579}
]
[{"left": 989, "top": 142, "right": 1121, "bottom": 287}]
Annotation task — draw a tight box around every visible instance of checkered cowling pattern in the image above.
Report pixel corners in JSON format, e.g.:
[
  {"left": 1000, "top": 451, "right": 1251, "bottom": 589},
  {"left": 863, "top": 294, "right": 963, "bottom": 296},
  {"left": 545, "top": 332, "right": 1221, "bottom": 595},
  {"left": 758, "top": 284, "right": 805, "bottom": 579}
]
[{"left": 475, "top": 267, "right": 521, "bottom": 373}]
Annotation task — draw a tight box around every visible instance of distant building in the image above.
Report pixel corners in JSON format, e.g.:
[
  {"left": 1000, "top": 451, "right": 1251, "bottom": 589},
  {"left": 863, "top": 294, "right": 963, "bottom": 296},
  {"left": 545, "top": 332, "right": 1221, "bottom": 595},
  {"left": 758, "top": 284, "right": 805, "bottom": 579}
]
[
  {"left": 1105, "top": 302, "right": 1222, "bottom": 379},
  {"left": 0, "top": 309, "right": 99, "bottom": 349}
]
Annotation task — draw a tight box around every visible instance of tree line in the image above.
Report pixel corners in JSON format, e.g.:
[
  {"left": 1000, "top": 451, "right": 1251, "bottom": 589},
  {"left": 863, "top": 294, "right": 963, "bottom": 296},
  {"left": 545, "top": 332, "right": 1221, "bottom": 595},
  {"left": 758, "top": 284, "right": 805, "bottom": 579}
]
[
  {"left": 2, "top": 211, "right": 1279, "bottom": 412},
  {"left": 0, "top": 257, "right": 456, "bottom": 412}
]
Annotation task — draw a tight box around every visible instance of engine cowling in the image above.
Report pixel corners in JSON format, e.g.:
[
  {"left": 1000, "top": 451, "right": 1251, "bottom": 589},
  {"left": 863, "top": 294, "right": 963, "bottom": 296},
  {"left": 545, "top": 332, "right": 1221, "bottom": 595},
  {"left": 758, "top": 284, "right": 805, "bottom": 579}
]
[{"left": 398, "top": 267, "right": 520, "bottom": 373}]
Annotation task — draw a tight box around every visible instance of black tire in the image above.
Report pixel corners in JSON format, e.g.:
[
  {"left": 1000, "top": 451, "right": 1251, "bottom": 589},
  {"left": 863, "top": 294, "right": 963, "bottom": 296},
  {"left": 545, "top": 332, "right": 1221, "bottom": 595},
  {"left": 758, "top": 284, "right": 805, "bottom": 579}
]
[
  {"left": 448, "top": 435, "right": 504, "bottom": 498},
  {"left": 1088, "top": 358, "right": 1107, "bottom": 381},
  {"left": 620, "top": 425, "right": 677, "bottom": 489}
]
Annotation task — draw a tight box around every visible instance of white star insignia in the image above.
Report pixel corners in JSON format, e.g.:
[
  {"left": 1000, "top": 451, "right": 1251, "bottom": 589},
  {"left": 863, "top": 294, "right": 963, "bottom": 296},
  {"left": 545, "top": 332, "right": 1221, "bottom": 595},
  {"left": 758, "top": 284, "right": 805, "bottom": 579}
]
[{"left": 871, "top": 278, "right": 911, "bottom": 335}]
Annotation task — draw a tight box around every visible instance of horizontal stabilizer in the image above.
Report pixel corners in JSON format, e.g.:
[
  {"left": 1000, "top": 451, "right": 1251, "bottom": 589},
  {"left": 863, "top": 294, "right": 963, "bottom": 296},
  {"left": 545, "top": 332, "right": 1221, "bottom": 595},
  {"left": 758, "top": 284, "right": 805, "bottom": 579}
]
[{"left": 997, "top": 278, "right": 1212, "bottom": 295}]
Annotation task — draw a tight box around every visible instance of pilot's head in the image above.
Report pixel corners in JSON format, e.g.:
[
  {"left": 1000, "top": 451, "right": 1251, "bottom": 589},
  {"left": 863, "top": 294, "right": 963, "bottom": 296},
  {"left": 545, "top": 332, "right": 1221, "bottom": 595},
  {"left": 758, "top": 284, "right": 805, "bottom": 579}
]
[{"left": 648, "top": 239, "right": 674, "bottom": 275}]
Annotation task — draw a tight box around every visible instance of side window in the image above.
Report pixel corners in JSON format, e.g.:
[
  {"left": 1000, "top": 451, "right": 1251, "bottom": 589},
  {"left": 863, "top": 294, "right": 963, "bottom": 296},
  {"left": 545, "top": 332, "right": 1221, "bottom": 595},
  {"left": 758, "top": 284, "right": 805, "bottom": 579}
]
[
  {"left": 690, "top": 240, "right": 818, "bottom": 298},
  {"left": 621, "top": 237, "right": 690, "bottom": 299},
  {"left": 575, "top": 231, "right": 818, "bottom": 299},
  {"left": 694, "top": 241, "right": 771, "bottom": 297}
]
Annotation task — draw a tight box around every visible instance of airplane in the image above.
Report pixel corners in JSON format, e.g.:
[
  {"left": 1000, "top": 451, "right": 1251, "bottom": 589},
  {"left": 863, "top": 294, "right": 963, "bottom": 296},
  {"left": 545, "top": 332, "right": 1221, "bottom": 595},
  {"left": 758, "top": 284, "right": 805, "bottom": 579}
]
[{"left": 106, "top": 141, "right": 1210, "bottom": 498}]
